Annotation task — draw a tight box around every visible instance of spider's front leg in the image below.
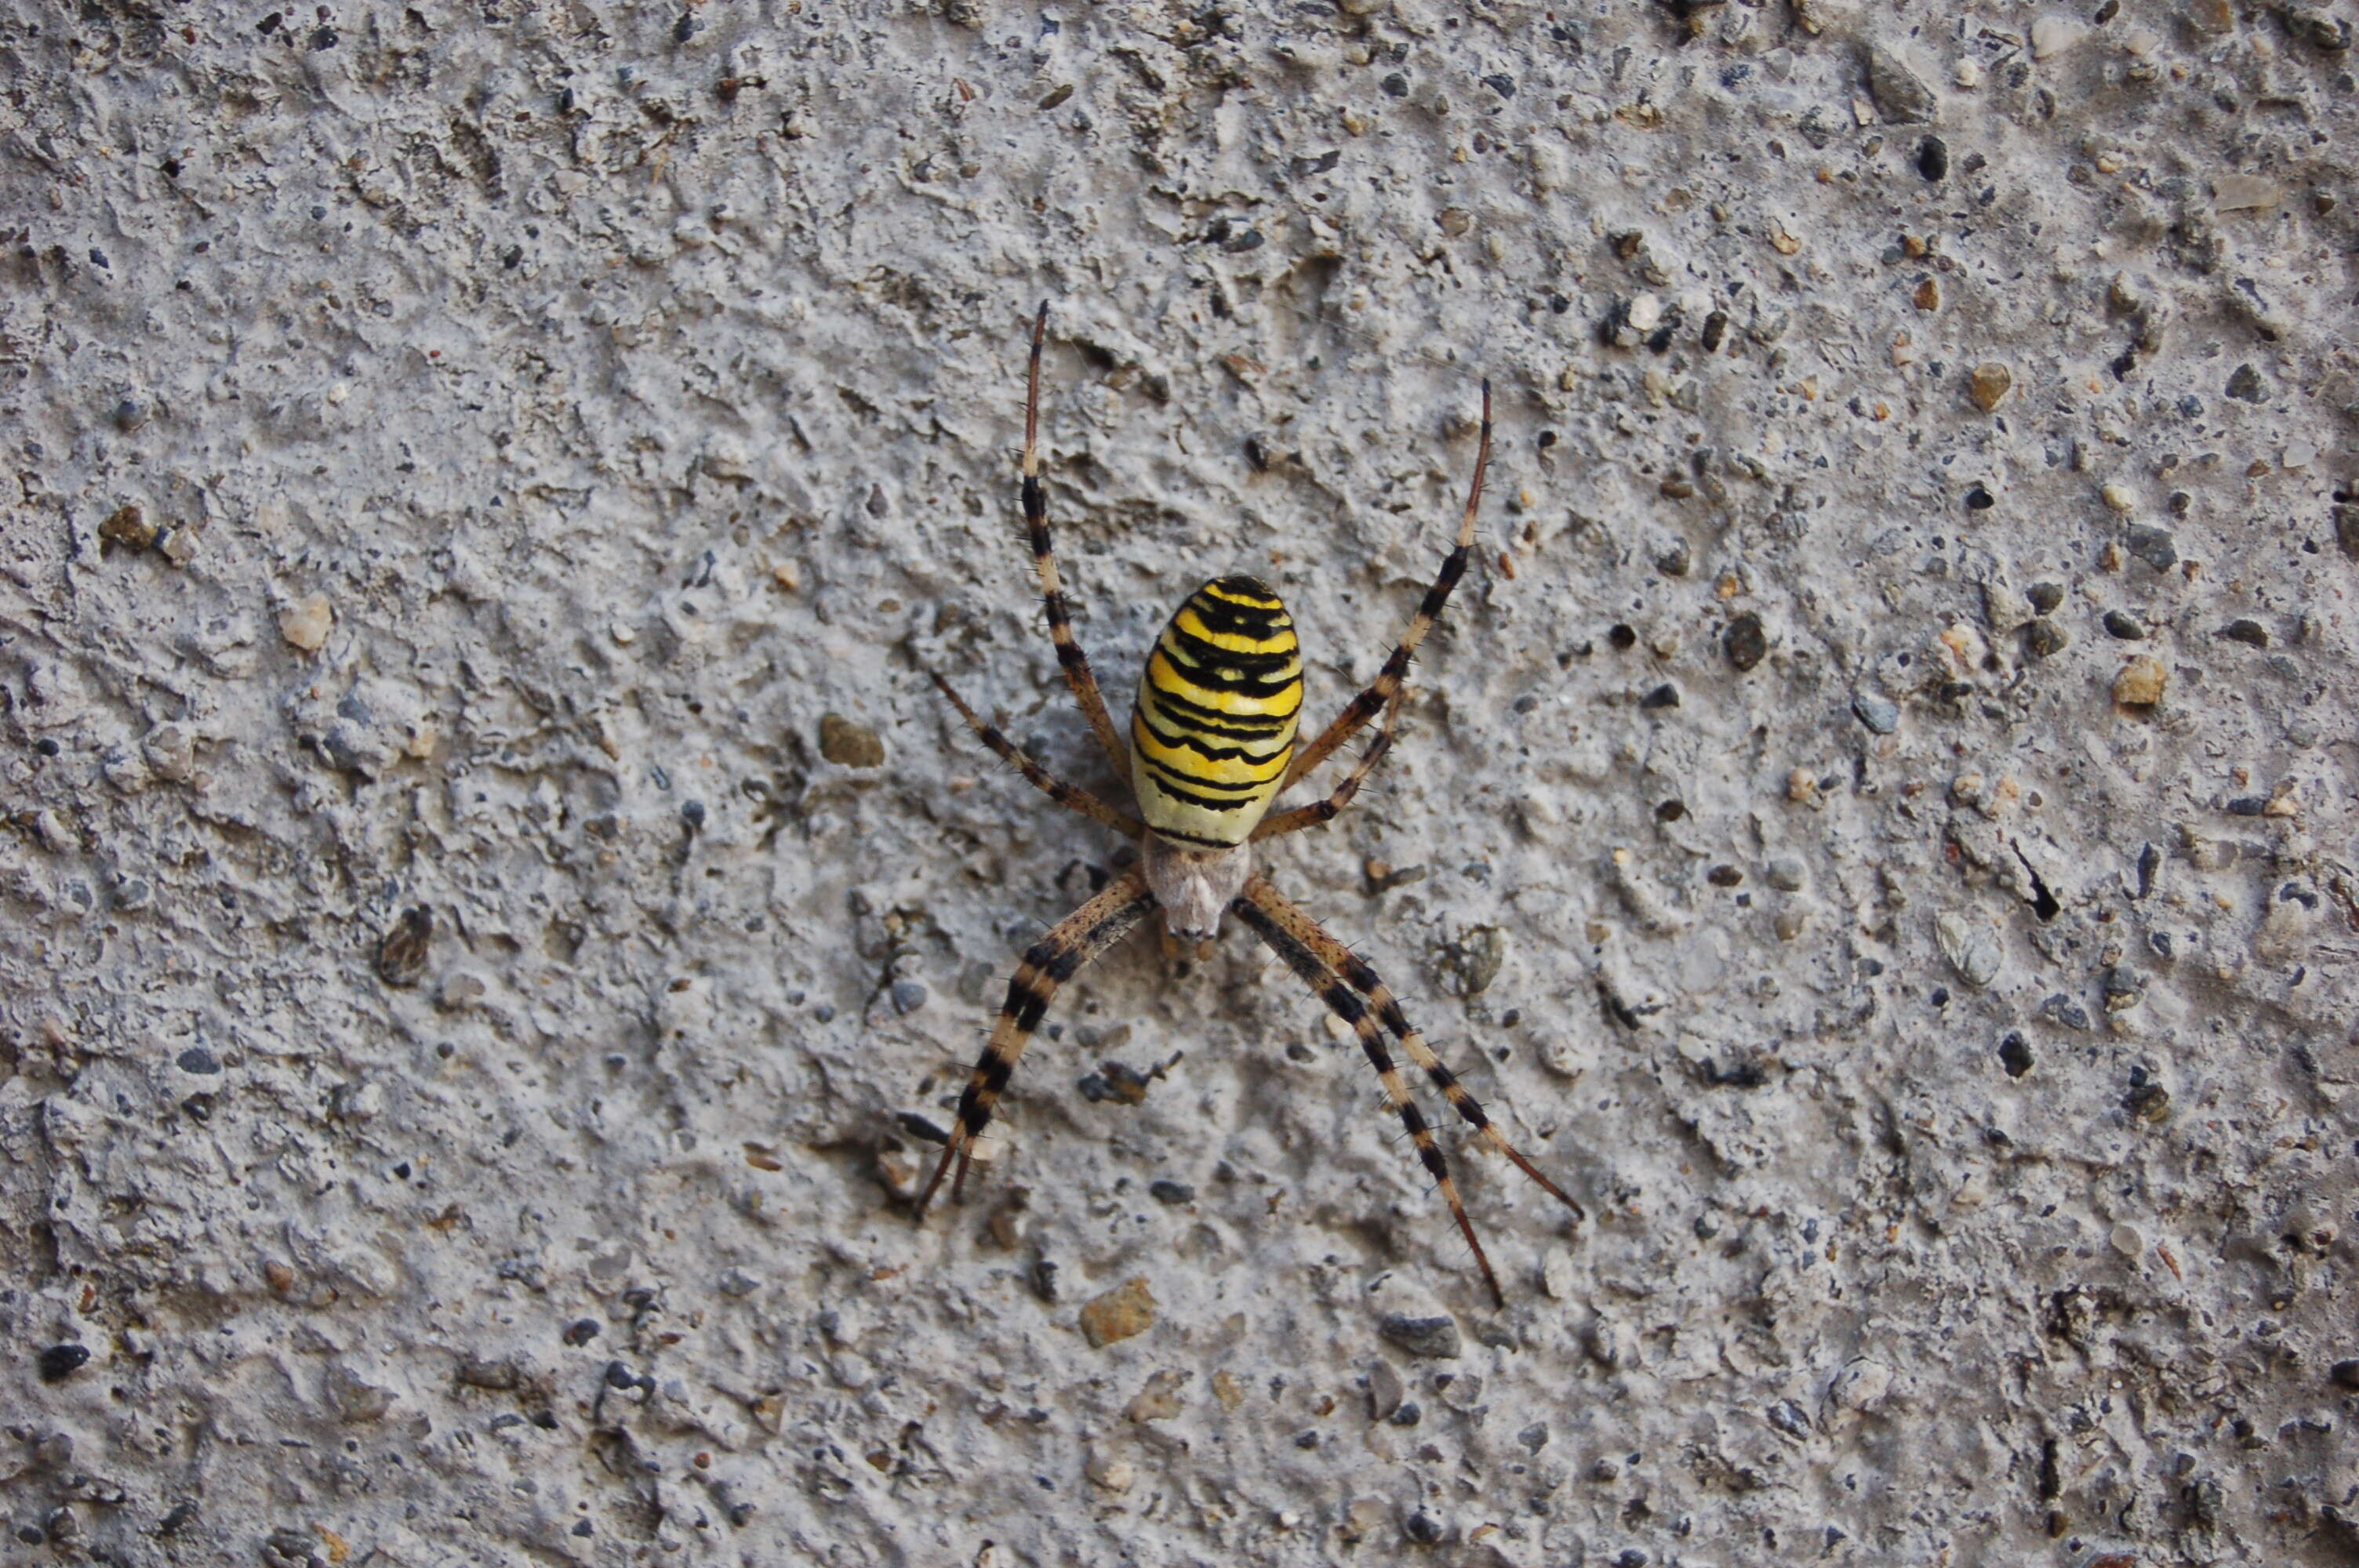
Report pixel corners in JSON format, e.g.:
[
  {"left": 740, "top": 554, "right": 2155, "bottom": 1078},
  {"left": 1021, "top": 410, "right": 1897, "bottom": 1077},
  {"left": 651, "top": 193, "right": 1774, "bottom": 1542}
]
[
  {"left": 1283, "top": 381, "right": 1491, "bottom": 793},
  {"left": 1016, "top": 302, "right": 1132, "bottom": 787}
]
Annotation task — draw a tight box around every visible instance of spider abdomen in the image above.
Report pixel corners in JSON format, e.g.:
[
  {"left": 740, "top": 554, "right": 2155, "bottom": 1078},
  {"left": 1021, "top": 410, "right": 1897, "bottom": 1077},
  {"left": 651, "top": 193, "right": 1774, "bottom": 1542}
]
[{"left": 1129, "top": 575, "right": 1303, "bottom": 848}]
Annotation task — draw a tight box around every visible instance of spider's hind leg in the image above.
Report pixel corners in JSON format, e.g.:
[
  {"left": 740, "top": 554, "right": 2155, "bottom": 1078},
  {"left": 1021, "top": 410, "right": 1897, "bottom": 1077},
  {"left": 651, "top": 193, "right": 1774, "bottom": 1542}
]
[
  {"left": 1245, "top": 876, "right": 1586, "bottom": 1225},
  {"left": 1229, "top": 880, "right": 1509, "bottom": 1309},
  {"left": 913, "top": 870, "right": 1157, "bottom": 1222}
]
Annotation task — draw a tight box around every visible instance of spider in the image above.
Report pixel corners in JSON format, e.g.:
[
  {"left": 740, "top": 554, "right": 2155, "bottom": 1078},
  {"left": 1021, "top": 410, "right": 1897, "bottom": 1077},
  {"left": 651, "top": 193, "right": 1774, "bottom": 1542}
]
[{"left": 916, "top": 303, "right": 1584, "bottom": 1308}]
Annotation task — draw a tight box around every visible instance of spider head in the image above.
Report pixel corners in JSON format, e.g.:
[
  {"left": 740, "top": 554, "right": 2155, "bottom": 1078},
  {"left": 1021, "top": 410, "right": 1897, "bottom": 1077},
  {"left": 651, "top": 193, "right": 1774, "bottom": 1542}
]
[{"left": 1141, "top": 836, "right": 1251, "bottom": 942}]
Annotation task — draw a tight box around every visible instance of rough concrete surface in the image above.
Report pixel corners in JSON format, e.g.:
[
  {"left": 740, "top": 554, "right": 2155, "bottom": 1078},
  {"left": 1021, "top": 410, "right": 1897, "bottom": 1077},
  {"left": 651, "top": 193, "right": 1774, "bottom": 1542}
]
[{"left": 3, "top": 1, "right": 2357, "bottom": 1564}]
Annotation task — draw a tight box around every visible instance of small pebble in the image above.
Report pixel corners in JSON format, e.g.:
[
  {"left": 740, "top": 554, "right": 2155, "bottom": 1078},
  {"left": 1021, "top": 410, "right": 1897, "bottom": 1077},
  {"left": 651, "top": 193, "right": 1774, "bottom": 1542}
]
[
  {"left": 1377, "top": 1313, "right": 1462, "bottom": 1359},
  {"left": 1852, "top": 693, "right": 1899, "bottom": 734},
  {"left": 889, "top": 978, "right": 928, "bottom": 1014},
  {"left": 1916, "top": 136, "right": 1947, "bottom": 181},
  {"left": 1864, "top": 45, "right": 1936, "bottom": 123},
  {"left": 2219, "top": 619, "right": 2267, "bottom": 648},
  {"left": 1983, "top": 582, "right": 2034, "bottom": 634},
  {"left": 1726, "top": 608, "right": 1764, "bottom": 670},
  {"left": 1968, "top": 362, "right": 2012, "bottom": 412},
  {"left": 38, "top": 1344, "right": 91, "bottom": 1383},
  {"left": 2030, "top": 14, "right": 2088, "bottom": 57},
  {"left": 2329, "top": 1360, "right": 2359, "bottom": 1391},
  {"left": 2224, "top": 364, "right": 2266, "bottom": 403},
  {"left": 376, "top": 906, "right": 433, "bottom": 988},
  {"left": 2102, "top": 610, "right": 2146, "bottom": 641},
  {"left": 278, "top": 593, "right": 333, "bottom": 652},
  {"left": 2026, "top": 582, "right": 2064, "bottom": 615},
  {"left": 1936, "top": 912, "right": 2001, "bottom": 988},
  {"left": 1147, "top": 1179, "right": 1195, "bottom": 1206},
  {"left": 1078, "top": 1276, "right": 1156, "bottom": 1348},
  {"left": 2038, "top": 994, "right": 2092, "bottom": 1031},
  {"left": 1765, "top": 857, "right": 1806, "bottom": 892},
  {"left": 2023, "top": 619, "right": 2069, "bottom": 659},
  {"left": 1085, "top": 1452, "right": 1136, "bottom": 1494},
  {"left": 819, "top": 714, "right": 885, "bottom": 768},
  {"left": 2124, "top": 526, "right": 2178, "bottom": 572},
  {"left": 562, "top": 1319, "right": 601, "bottom": 1346},
  {"left": 98, "top": 503, "right": 159, "bottom": 550},
  {"left": 896, "top": 1111, "right": 950, "bottom": 1143},
  {"left": 176, "top": 1045, "right": 221, "bottom": 1075},
  {"left": 2100, "top": 482, "right": 2135, "bottom": 514},
  {"left": 2113, "top": 655, "right": 2167, "bottom": 706}
]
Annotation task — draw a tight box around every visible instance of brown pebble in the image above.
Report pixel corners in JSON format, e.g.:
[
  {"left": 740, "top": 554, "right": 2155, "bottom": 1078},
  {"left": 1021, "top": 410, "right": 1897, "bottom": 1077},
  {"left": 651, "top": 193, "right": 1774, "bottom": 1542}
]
[
  {"left": 1913, "top": 278, "right": 1940, "bottom": 312},
  {"left": 1078, "top": 1276, "right": 1156, "bottom": 1348},
  {"left": 1968, "top": 362, "right": 2012, "bottom": 413},
  {"left": 99, "top": 503, "right": 159, "bottom": 551},
  {"left": 376, "top": 906, "right": 433, "bottom": 988},
  {"left": 2113, "top": 655, "right": 2167, "bottom": 707},
  {"left": 819, "top": 713, "right": 885, "bottom": 768}
]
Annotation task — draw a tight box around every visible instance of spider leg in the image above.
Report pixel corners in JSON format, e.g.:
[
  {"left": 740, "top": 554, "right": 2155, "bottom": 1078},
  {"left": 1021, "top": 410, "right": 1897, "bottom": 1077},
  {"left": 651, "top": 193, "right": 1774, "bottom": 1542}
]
[
  {"left": 1281, "top": 381, "right": 1490, "bottom": 793},
  {"left": 927, "top": 670, "right": 1145, "bottom": 837},
  {"left": 1020, "top": 301, "right": 1134, "bottom": 788},
  {"left": 913, "top": 869, "right": 1158, "bottom": 1222},
  {"left": 1229, "top": 882, "right": 1507, "bottom": 1310},
  {"left": 1244, "top": 877, "right": 1587, "bottom": 1225},
  {"left": 1252, "top": 687, "right": 1404, "bottom": 841}
]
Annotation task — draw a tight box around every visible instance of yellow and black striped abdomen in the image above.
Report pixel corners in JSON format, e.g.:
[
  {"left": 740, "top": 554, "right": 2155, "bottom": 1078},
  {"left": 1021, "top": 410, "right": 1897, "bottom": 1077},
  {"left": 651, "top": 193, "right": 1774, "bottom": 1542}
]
[{"left": 1130, "top": 575, "right": 1303, "bottom": 848}]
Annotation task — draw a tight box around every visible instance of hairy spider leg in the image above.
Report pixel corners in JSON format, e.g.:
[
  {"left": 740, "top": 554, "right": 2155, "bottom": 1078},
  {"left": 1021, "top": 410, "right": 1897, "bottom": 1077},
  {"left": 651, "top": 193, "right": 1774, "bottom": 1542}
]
[
  {"left": 1281, "top": 381, "right": 1492, "bottom": 792},
  {"left": 1229, "top": 885, "right": 1508, "bottom": 1308},
  {"left": 913, "top": 871, "right": 1158, "bottom": 1220},
  {"left": 1020, "top": 302, "right": 1132, "bottom": 786}
]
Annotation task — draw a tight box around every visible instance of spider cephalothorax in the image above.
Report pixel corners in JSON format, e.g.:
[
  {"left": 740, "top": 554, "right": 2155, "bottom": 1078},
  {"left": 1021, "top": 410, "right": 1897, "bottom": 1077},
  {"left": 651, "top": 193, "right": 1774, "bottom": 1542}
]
[{"left": 918, "top": 303, "right": 1584, "bottom": 1307}]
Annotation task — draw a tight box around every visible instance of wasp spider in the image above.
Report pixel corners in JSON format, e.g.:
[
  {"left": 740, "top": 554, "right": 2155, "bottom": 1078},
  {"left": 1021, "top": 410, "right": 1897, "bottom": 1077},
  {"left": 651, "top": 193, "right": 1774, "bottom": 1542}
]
[{"left": 918, "top": 303, "right": 1584, "bottom": 1307}]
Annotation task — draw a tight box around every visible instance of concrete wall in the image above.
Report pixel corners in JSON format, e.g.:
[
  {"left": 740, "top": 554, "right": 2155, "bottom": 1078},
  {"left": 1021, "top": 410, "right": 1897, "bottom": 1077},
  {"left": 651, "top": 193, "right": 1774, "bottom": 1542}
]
[{"left": 3, "top": 1, "right": 2355, "bottom": 1563}]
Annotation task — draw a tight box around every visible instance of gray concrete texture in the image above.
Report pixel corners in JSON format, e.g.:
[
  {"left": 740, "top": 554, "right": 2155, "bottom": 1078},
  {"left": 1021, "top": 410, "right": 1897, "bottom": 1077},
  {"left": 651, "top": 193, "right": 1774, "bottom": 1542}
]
[{"left": 2, "top": 0, "right": 2355, "bottom": 1563}]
